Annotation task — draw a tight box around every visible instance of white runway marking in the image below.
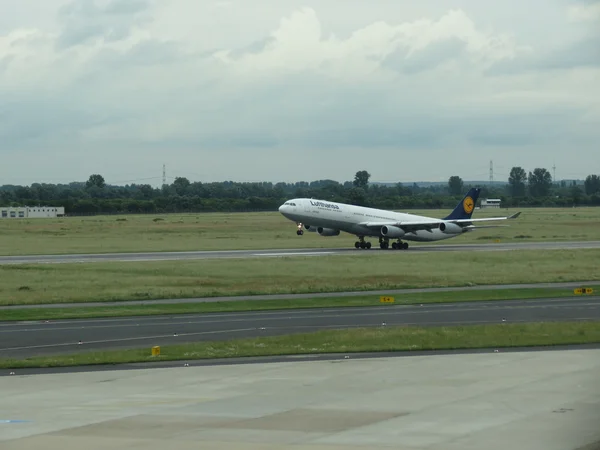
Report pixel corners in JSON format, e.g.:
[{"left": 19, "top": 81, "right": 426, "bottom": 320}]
[{"left": 253, "top": 251, "right": 335, "bottom": 257}]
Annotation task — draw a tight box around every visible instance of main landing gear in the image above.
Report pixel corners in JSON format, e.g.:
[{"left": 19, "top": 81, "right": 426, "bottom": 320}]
[
  {"left": 354, "top": 236, "right": 409, "bottom": 250},
  {"left": 377, "top": 237, "right": 409, "bottom": 250},
  {"left": 354, "top": 236, "right": 371, "bottom": 249},
  {"left": 391, "top": 241, "right": 409, "bottom": 250}
]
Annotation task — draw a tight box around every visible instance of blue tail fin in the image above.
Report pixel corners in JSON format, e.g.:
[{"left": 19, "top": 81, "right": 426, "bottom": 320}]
[{"left": 443, "top": 188, "right": 481, "bottom": 220}]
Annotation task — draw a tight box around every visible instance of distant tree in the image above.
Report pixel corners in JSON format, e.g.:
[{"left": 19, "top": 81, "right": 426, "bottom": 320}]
[
  {"left": 353, "top": 170, "right": 370, "bottom": 189},
  {"left": 348, "top": 187, "right": 367, "bottom": 206},
  {"left": 173, "top": 177, "right": 191, "bottom": 196},
  {"left": 508, "top": 166, "right": 527, "bottom": 197},
  {"left": 584, "top": 175, "right": 600, "bottom": 195},
  {"left": 570, "top": 185, "right": 583, "bottom": 205},
  {"left": 448, "top": 176, "right": 463, "bottom": 196},
  {"left": 15, "top": 186, "right": 33, "bottom": 199},
  {"left": 138, "top": 184, "right": 155, "bottom": 199},
  {"left": 527, "top": 168, "right": 552, "bottom": 197},
  {"left": 396, "top": 182, "right": 409, "bottom": 196},
  {"left": 7, "top": 165, "right": 600, "bottom": 214},
  {"left": 86, "top": 174, "right": 105, "bottom": 189}
]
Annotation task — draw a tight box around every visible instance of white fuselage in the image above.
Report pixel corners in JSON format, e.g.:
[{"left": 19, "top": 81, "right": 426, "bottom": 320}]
[{"left": 278, "top": 198, "right": 463, "bottom": 242}]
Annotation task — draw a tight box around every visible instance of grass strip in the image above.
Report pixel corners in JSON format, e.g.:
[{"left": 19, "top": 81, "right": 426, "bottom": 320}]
[
  {"left": 1, "top": 207, "right": 600, "bottom": 256},
  {"left": 2, "top": 321, "right": 600, "bottom": 369},
  {"left": 2, "top": 287, "right": 597, "bottom": 322},
  {"left": 3, "top": 249, "right": 600, "bottom": 306}
]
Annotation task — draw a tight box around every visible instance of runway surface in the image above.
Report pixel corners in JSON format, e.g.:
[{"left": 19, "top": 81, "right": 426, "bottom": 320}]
[
  {"left": 3, "top": 296, "right": 600, "bottom": 359},
  {"left": 1, "top": 240, "right": 600, "bottom": 265}
]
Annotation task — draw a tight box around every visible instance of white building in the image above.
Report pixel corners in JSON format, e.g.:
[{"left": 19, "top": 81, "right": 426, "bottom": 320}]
[
  {"left": 0, "top": 206, "right": 65, "bottom": 219},
  {"left": 480, "top": 198, "right": 501, "bottom": 208}
]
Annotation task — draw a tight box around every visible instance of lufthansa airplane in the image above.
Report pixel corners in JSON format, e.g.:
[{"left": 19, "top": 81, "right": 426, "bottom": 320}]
[{"left": 278, "top": 187, "right": 521, "bottom": 250}]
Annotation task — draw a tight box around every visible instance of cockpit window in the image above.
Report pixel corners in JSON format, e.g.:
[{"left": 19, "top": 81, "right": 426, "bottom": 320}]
[{"left": 284, "top": 202, "right": 296, "bottom": 206}]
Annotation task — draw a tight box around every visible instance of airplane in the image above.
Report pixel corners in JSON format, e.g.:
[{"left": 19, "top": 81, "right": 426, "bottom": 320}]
[{"left": 278, "top": 187, "right": 521, "bottom": 250}]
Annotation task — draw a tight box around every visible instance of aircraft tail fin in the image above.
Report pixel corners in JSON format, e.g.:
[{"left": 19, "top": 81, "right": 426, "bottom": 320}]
[{"left": 443, "top": 188, "right": 481, "bottom": 221}]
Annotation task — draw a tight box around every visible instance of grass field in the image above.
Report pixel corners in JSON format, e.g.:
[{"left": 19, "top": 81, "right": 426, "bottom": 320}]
[
  {"left": 3, "top": 286, "right": 597, "bottom": 322},
  {"left": 2, "top": 249, "right": 600, "bottom": 306},
  {"left": 0, "top": 207, "right": 598, "bottom": 256},
  {"left": 2, "top": 322, "right": 599, "bottom": 369}
]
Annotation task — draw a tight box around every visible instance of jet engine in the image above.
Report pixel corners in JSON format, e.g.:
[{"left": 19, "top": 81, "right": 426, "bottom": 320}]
[
  {"left": 317, "top": 227, "right": 340, "bottom": 236},
  {"left": 304, "top": 224, "right": 318, "bottom": 232},
  {"left": 380, "top": 225, "right": 405, "bottom": 238},
  {"left": 439, "top": 222, "right": 463, "bottom": 234}
]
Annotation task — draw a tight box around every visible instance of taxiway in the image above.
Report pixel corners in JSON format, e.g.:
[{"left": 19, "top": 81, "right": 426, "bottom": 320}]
[{"left": 2, "top": 297, "right": 599, "bottom": 359}]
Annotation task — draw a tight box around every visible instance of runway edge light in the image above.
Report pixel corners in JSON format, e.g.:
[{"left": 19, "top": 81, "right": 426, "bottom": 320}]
[
  {"left": 573, "top": 287, "right": 594, "bottom": 295},
  {"left": 380, "top": 296, "right": 394, "bottom": 304},
  {"left": 151, "top": 346, "right": 160, "bottom": 356}
]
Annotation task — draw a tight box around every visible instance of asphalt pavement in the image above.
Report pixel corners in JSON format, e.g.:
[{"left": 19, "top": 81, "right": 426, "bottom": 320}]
[
  {"left": 2, "top": 296, "right": 599, "bottom": 359},
  {"left": 1, "top": 240, "right": 600, "bottom": 265}
]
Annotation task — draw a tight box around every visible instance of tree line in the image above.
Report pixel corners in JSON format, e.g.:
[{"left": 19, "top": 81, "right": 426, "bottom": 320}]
[{"left": 1, "top": 168, "right": 599, "bottom": 215}]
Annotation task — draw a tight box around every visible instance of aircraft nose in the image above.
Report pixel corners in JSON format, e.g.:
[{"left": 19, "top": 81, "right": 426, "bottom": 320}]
[{"left": 278, "top": 204, "right": 286, "bottom": 213}]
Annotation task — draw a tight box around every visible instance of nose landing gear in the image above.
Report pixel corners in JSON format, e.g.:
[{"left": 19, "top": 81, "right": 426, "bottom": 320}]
[{"left": 296, "top": 223, "right": 304, "bottom": 236}]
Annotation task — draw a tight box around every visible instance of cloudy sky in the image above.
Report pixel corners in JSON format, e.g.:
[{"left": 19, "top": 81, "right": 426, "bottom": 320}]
[{"left": 1, "top": 0, "right": 598, "bottom": 186}]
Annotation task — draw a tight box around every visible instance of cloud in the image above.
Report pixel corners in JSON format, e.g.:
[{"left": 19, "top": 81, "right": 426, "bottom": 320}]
[
  {"left": 0, "top": 2, "right": 598, "bottom": 185},
  {"left": 56, "top": 0, "right": 151, "bottom": 49},
  {"left": 539, "top": 35, "right": 600, "bottom": 69},
  {"left": 382, "top": 37, "right": 467, "bottom": 74},
  {"left": 568, "top": 0, "right": 600, "bottom": 22},
  {"left": 0, "top": 91, "right": 106, "bottom": 145},
  {"left": 488, "top": 35, "right": 600, "bottom": 75},
  {"left": 214, "top": 8, "right": 527, "bottom": 81}
]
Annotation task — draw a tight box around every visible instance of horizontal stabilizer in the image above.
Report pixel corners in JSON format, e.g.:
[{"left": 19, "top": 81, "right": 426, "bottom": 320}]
[{"left": 452, "top": 213, "right": 521, "bottom": 224}]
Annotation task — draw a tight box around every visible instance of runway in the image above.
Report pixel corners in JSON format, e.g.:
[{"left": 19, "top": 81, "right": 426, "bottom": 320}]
[
  {"left": 1, "top": 240, "right": 599, "bottom": 264},
  {"left": 3, "top": 296, "right": 600, "bottom": 359}
]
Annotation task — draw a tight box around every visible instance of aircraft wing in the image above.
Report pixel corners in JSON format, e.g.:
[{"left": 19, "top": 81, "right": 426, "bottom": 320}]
[
  {"left": 359, "top": 221, "right": 438, "bottom": 233},
  {"left": 359, "top": 212, "right": 521, "bottom": 232},
  {"left": 462, "top": 225, "right": 510, "bottom": 230}
]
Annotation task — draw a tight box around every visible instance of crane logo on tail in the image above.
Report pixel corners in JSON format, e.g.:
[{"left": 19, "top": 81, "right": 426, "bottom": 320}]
[{"left": 463, "top": 196, "right": 474, "bottom": 214}]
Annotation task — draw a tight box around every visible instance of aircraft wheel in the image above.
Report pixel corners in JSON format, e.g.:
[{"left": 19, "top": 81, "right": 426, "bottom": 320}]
[
  {"left": 366, "top": 242, "right": 372, "bottom": 249},
  {"left": 297, "top": 230, "right": 303, "bottom": 236},
  {"left": 355, "top": 241, "right": 361, "bottom": 249},
  {"left": 392, "top": 242, "right": 398, "bottom": 249},
  {"left": 402, "top": 242, "right": 409, "bottom": 249}
]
